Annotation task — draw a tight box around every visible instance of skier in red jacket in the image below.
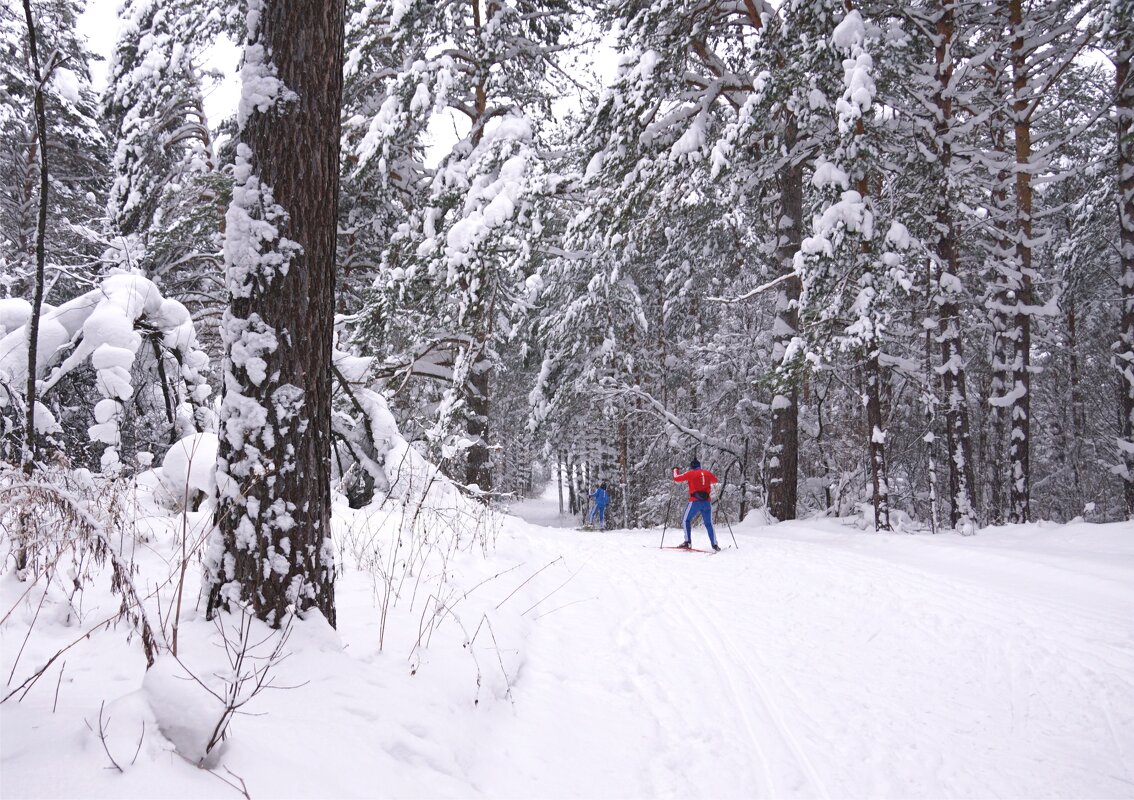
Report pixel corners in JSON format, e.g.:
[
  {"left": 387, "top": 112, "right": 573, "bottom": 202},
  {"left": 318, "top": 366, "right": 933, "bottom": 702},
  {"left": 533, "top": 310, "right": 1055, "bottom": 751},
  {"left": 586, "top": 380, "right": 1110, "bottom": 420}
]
[{"left": 672, "top": 459, "right": 720, "bottom": 551}]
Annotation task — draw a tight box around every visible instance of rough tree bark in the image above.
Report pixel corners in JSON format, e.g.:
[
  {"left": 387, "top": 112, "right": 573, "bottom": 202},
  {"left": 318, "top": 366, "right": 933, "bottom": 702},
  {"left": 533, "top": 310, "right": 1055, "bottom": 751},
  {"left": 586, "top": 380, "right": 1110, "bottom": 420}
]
[
  {"left": 864, "top": 349, "right": 891, "bottom": 531},
  {"left": 206, "top": 0, "right": 345, "bottom": 627},
  {"left": 1005, "top": 0, "right": 1035, "bottom": 524},
  {"left": 464, "top": 352, "right": 492, "bottom": 493},
  {"left": 767, "top": 115, "right": 802, "bottom": 522},
  {"left": 929, "top": 0, "right": 977, "bottom": 529},
  {"left": 1116, "top": 10, "right": 1134, "bottom": 518},
  {"left": 985, "top": 102, "right": 1015, "bottom": 525}
]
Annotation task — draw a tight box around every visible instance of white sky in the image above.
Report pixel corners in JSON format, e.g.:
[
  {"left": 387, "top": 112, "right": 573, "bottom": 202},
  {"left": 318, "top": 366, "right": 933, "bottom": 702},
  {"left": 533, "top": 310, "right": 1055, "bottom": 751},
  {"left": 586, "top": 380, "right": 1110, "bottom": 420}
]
[{"left": 76, "top": 1, "right": 615, "bottom": 165}]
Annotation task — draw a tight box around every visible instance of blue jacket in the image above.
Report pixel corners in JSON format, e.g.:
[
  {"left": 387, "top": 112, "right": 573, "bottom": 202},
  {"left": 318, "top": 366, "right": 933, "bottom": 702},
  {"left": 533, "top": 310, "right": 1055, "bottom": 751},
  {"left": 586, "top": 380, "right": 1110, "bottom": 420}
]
[{"left": 591, "top": 487, "right": 609, "bottom": 508}]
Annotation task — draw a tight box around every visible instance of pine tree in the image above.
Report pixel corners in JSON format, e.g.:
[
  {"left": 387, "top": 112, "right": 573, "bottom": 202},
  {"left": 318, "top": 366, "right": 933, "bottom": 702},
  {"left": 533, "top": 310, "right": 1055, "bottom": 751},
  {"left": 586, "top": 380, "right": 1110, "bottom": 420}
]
[
  {"left": 0, "top": 0, "right": 106, "bottom": 300},
  {"left": 205, "top": 0, "right": 345, "bottom": 627},
  {"left": 978, "top": 0, "right": 1097, "bottom": 523},
  {"left": 347, "top": 0, "right": 575, "bottom": 495},
  {"left": 796, "top": 3, "right": 922, "bottom": 531},
  {"left": 1029, "top": 59, "right": 1118, "bottom": 520},
  {"left": 0, "top": 0, "right": 109, "bottom": 466},
  {"left": 563, "top": 0, "right": 825, "bottom": 522},
  {"left": 906, "top": 0, "right": 979, "bottom": 530},
  {"left": 102, "top": 0, "right": 230, "bottom": 343},
  {"left": 1111, "top": 0, "right": 1134, "bottom": 518}
]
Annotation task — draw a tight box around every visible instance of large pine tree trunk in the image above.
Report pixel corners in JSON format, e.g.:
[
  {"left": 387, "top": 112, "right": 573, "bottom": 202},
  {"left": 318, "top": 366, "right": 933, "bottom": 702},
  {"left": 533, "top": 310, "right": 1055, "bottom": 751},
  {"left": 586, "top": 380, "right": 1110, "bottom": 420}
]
[
  {"left": 930, "top": 0, "right": 976, "bottom": 530},
  {"left": 985, "top": 106, "right": 1015, "bottom": 525},
  {"left": 1006, "top": 0, "right": 1035, "bottom": 524},
  {"left": 207, "top": 0, "right": 345, "bottom": 628},
  {"left": 1117, "top": 20, "right": 1134, "bottom": 519},
  {"left": 930, "top": 0, "right": 977, "bottom": 529},
  {"left": 767, "top": 119, "right": 802, "bottom": 522}
]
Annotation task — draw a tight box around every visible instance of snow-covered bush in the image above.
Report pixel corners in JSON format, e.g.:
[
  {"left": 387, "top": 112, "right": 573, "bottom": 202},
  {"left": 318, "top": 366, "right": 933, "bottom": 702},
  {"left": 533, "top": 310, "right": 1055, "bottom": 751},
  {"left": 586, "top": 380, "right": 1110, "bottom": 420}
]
[
  {"left": 0, "top": 273, "right": 212, "bottom": 473},
  {"left": 0, "top": 464, "right": 159, "bottom": 670},
  {"left": 158, "top": 432, "right": 219, "bottom": 512},
  {"left": 330, "top": 348, "right": 502, "bottom": 651}
]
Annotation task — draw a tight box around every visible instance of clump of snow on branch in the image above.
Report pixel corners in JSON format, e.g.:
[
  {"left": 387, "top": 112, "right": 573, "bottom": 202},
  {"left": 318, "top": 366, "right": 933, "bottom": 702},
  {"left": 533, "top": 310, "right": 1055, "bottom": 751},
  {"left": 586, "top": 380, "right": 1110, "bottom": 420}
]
[{"left": 0, "top": 273, "right": 210, "bottom": 471}]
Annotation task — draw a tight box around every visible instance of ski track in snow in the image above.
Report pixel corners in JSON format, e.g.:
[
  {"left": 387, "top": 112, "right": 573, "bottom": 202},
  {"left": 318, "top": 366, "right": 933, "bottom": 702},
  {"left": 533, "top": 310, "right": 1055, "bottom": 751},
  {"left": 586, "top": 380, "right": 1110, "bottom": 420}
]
[
  {"left": 2, "top": 487, "right": 1133, "bottom": 799},
  {"left": 504, "top": 493, "right": 1134, "bottom": 799}
]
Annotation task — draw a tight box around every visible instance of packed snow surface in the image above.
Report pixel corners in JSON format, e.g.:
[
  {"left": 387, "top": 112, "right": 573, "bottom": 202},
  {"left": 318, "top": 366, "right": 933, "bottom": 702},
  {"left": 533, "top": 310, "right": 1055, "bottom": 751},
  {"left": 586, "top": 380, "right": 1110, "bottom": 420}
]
[{"left": 2, "top": 483, "right": 1132, "bottom": 799}]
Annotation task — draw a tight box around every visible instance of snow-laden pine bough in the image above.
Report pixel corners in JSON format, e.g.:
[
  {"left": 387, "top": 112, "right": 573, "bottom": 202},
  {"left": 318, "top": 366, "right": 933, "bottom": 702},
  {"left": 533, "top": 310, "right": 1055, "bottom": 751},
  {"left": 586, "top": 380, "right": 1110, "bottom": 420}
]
[{"left": 0, "top": 274, "right": 212, "bottom": 474}]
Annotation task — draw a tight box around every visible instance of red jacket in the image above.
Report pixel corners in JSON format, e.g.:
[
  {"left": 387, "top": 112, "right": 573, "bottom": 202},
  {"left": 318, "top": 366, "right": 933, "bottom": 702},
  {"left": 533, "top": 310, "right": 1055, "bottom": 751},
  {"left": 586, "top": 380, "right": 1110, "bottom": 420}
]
[{"left": 673, "top": 468, "right": 718, "bottom": 501}]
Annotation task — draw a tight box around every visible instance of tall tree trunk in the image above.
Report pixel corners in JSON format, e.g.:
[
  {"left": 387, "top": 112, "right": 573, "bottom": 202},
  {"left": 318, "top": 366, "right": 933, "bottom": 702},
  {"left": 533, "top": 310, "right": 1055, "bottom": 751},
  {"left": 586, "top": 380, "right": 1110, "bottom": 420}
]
[
  {"left": 767, "top": 117, "right": 802, "bottom": 522},
  {"left": 923, "top": 315, "right": 940, "bottom": 534},
  {"left": 557, "top": 451, "right": 564, "bottom": 514},
  {"left": 986, "top": 113, "right": 1014, "bottom": 526},
  {"left": 740, "top": 437, "right": 750, "bottom": 521},
  {"left": 1116, "top": 12, "right": 1134, "bottom": 519},
  {"left": 20, "top": 0, "right": 50, "bottom": 479},
  {"left": 979, "top": 46, "right": 1016, "bottom": 526},
  {"left": 1006, "top": 0, "right": 1035, "bottom": 523},
  {"left": 1066, "top": 298, "right": 1084, "bottom": 511},
  {"left": 207, "top": 0, "right": 345, "bottom": 628},
  {"left": 465, "top": 354, "right": 492, "bottom": 493},
  {"left": 618, "top": 416, "right": 629, "bottom": 529},
  {"left": 455, "top": 0, "right": 499, "bottom": 495},
  {"left": 930, "top": 0, "right": 976, "bottom": 530},
  {"left": 849, "top": 96, "right": 890, "bottom": 532},
  {"left": 865, "top": 347, "right": 891, "bottom": 531}
]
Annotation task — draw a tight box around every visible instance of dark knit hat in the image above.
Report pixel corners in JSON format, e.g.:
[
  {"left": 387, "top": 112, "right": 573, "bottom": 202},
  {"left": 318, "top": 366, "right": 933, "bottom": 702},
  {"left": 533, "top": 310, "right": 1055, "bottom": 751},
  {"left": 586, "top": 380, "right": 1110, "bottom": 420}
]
[{"left": 690, "top": 459, "right": 700, "bottom": 469}]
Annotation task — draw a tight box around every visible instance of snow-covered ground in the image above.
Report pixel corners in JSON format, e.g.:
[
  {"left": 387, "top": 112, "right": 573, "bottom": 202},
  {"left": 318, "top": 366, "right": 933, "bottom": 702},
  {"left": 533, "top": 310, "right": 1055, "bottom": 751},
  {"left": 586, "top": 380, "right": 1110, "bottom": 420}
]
[{"left": 3, "top": 483, "right": 1133, "bottom": 799}]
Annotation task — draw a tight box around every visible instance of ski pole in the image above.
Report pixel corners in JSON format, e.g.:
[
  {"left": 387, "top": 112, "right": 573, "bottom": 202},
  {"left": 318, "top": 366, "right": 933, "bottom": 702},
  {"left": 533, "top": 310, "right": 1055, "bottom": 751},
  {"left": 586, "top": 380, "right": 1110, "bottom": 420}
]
[
  {"left": 724, "top": 513, "right": 738, "bottom": 548},
  {"left": 659, "top": 496, "right": 672, "bottom": 548},
  {"left": 715, "top": 499, "right": 739, "bottom": 549}
]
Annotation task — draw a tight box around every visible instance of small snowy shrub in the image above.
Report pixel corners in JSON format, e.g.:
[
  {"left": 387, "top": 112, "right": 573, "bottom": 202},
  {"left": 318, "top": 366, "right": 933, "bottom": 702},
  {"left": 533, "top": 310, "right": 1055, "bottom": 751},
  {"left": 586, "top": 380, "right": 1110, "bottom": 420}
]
[{"left": 0, "top": 464, "right": 159, "bottom": 694}]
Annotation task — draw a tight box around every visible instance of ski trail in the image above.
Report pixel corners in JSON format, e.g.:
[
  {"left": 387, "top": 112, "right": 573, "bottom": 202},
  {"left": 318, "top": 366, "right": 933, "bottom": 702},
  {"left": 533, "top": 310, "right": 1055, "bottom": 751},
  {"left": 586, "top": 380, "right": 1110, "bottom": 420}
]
[
  {"left": 505, "top": 497, "right": 1134, "bottom": 799},
  {"left": 683, "top": 590, "right": 832, "bottom": 800},
  {"left": 589, "top": 545, "right": 778, "bottom": 798},
  {"left": 667, "top": 590, "right": 784, "bottom": 798}
]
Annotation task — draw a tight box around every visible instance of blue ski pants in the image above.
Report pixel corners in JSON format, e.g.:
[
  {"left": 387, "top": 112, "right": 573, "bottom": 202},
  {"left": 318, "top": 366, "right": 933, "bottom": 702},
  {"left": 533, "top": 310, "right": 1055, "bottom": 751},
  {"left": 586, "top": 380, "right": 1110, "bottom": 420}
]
[
  {"left": 683, "top": 500, "right": 717, "bottom": 546},
  {"left": 588, "top": 504, "right": 607, "bottom": 529}
]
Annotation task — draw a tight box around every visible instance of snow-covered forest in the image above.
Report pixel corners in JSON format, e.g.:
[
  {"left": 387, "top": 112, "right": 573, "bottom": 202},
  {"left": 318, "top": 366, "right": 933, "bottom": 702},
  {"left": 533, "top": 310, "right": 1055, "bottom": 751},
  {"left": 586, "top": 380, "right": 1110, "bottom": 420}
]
[
  {"left": 4, "top": 0, "right": 1133, "bottom": 532},
  {"left": 2, "top": 0, "right": 1133, "bottom": 798}
]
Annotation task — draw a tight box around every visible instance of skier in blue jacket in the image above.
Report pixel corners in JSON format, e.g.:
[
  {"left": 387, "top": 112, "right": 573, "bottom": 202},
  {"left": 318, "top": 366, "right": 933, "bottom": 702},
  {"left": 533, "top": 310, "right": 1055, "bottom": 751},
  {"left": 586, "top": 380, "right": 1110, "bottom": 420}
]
[{"left": 587, "top": 484, "right": 610, "bottom": 530}]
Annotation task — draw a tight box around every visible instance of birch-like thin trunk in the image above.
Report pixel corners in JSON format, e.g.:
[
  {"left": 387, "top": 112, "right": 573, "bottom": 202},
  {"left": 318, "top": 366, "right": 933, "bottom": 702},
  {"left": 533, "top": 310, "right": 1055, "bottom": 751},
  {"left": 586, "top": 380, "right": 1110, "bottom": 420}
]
[{"left": 20, "top": 0, "right": 50, "bottom": 479}]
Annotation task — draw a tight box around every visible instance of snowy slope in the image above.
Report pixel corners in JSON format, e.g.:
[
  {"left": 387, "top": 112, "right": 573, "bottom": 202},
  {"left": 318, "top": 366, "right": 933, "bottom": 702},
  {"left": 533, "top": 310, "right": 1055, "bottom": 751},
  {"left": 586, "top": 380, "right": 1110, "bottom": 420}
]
[{"left": 2, "top": 485, "right": 1132, "bottom": 799}]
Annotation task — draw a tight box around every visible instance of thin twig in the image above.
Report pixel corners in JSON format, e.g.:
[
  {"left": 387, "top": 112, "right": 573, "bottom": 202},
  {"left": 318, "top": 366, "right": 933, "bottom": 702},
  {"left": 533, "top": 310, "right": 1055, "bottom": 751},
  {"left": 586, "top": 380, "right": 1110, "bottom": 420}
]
[
  {"left": 97, "top": 701, "right": 124, "bottom": 772},
  {"left": 522, "top": 564, "right": 586, "bottom": 617},
  {"left": 52, "top": 660, "right": 65, "bottom": 713},
  {"left": 131, "top": 720, "right": 145, "bottom": 765},
  {"left": 494, "top": 557, "right": 562, "bottom": 611},
  {"left": 533, "top": 596, "right": 600, "bottom": 620}
]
